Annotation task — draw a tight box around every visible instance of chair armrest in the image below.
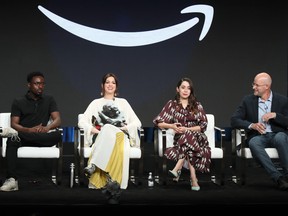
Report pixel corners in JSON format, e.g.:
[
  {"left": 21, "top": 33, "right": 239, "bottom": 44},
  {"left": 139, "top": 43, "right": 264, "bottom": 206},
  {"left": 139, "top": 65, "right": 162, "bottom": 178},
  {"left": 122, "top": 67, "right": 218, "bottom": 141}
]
[
  {"left": 231, "top": 128, "right": 246, "bottom": 154},
  {"left": 78, "top": 127, "right": 85, "bottom": 157},
  {"left": 139, "top": 127, "right": 145, "bottom": 148},
  {"left": 161, "top": 129, "right": 167, "bottom": 156},
  {"left": 153, "top": 127, "right": 167, "bottom": 157},
  {"left": 158, "top": 128, "right": 167, "bottom": 156},
  {"left": 73, "top": 126, "right": 85, "bottom": 184},
  {"left": 54, "top": 127, "right": 63, "bottom": 150},
  {"left": 74, "top": 126, "right": 79, "bottom": 156},
  {"left": 73, "top": 126, "right": 85, "bottom": 154},
  {"left": 214, "top": 126, "right": 226, "bottom": 149},
  {"left": 153, "top": 127, "right": 159, "bottom": 157}
]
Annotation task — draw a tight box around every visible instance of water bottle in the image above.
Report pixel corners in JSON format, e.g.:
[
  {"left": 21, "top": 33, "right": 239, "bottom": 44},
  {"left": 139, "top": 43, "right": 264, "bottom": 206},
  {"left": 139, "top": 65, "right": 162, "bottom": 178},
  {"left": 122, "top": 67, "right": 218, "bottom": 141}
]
[
  {"left": 148, "top": 172, "right": 154, "bottom": 188},
  {"left": 70, "top": 163, "right": 75, "bottom": 188}
]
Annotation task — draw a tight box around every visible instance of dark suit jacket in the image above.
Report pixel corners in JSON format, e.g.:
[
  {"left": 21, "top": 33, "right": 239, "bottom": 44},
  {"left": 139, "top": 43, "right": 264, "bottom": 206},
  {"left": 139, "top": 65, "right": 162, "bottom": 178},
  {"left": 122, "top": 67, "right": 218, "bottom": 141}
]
[{"left": 231, "top": 92, "right": 288, "bottom": 144}]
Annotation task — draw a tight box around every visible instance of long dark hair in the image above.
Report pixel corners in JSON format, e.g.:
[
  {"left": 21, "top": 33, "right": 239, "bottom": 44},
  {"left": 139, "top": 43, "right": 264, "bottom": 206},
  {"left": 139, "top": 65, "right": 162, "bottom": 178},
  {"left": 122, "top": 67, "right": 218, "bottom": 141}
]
[
  {"left": 101, "top": 73, "right": 119, "bottom": 96},
  {"left": 174, "top": 77, "right": 199, "bottom": 114}
]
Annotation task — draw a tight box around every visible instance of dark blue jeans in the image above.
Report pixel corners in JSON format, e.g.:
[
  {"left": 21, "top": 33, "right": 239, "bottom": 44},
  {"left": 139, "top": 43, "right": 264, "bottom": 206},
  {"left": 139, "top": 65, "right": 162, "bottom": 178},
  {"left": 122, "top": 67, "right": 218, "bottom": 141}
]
[
  {"left": 5, "top": 131, "right": 62, "bottom": 180},
  {"left": 249, "top": 132, "right": 288, "bottom": 182}
]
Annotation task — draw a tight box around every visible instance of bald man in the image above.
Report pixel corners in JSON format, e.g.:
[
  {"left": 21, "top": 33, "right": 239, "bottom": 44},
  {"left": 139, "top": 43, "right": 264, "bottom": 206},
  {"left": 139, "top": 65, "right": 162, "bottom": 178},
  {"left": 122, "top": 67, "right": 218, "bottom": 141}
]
[{"left": 231, "top": 72, "right": 288, "bottom": 190}]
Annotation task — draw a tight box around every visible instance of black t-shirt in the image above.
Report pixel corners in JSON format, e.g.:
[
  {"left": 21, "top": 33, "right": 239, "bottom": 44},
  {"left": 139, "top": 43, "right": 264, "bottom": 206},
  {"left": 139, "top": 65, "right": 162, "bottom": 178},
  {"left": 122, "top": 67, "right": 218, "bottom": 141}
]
[{"left": 11, "top": 91, "right": 59, "bottom": 127}]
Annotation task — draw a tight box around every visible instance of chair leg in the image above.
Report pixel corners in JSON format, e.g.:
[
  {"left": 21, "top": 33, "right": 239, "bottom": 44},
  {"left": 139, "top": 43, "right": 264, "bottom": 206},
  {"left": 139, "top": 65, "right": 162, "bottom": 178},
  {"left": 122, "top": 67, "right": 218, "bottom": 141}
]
[
  {"left": 162, "top": 156, "right": 168, "bottom": 185},
  {"left": 220, "top": 158, "right": 225, "bottom": 185},
  {"left": 50, "top": 158, "right": 62, "bottom": 185},
  {"left": 138, "top": 156, "right": 144, "bottom": 185},
  {"left": 129, "top": 167, "right": 136, "bottom": 185},
  {"left": 129, "top": 159, "right": 137, "bottom": 185},
  {"left": 57, "top": 157, "right": 63, "bottom": 185},
  {"left": 129, "top": 157, "right": 143, "bottom": 186},
  {"left": 231, "top": 155, "right": 245, "bottom": 185},
  {"left": 240, "top": 157, "right": 246, "bottom": 185},
  {"left": 51, "top": 159, "right": 57, "bottom": 184},
  {"left": 74, "top": 154, "right": 80, "bottom": 185},
  {"left": 154, "top": 155, "right": 160, "bottom": 185},
  {"left": 79, "top": 155, "right": 85, "bottom": 185},
  {"left": 210, "top": 158, "right": 225, "bottom": 186},
  {"left": 231, "top": 154, "right": 238, "bottom": 184}
]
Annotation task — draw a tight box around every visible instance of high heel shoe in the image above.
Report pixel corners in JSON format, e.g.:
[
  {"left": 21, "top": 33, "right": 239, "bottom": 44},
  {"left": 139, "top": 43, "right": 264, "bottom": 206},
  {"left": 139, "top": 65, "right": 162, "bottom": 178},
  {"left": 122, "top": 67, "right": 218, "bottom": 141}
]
[
  {"left": 84, "top": 163, "right": 97, "bottom": 178},
  {"left": 168, "top": 170, "right": 181, "bottom": 182},
  {"left": 191, "top": 185, "right": 200, "bottom": 191},
  {"left": 173, "top": 170, "right": 181, "bottom": 182},
  {"left": 190, "top": 179, "right": 200, "bottom": 191}
]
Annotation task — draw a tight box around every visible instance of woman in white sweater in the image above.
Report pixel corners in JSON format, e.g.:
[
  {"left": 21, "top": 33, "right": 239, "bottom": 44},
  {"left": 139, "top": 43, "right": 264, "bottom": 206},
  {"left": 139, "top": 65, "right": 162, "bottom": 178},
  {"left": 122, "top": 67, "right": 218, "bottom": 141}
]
[{"left": 78, "top": 73, "right": 141, "bottom": 202}]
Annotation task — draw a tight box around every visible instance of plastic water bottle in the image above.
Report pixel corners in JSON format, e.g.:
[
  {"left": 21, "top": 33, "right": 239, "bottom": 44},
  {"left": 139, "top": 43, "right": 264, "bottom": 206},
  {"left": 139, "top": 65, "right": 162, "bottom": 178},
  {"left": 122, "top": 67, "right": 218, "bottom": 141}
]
[
  {"left": 148, "top": 172, "right": 154, "bottom": 188},
  {"left": 70, "top": 163, "right": 75, "bottom": 188}
]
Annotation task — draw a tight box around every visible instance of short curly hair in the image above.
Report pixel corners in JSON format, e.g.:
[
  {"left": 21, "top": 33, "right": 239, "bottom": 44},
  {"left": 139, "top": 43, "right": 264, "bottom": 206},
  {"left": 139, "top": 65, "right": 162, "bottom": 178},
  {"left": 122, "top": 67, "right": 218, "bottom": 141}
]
[{"left": 27, "top": 71, "right": 44, "bottom": 83}]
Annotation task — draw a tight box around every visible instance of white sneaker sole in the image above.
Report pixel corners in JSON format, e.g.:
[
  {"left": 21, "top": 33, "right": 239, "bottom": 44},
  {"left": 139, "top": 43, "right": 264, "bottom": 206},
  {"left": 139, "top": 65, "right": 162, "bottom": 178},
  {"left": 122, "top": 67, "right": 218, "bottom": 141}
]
[{"left": 0, "top": 187, "right": 19, "bottom": 192}]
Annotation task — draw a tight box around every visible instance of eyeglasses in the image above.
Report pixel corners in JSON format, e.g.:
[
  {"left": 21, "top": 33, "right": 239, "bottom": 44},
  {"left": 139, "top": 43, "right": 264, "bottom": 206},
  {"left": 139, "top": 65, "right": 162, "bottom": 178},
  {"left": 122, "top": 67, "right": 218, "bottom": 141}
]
[
  {"left": 32, "top": 82, "right": 46, "bottom": 86},
  {"left": 252, "top": 83, "right": 266, "bottom": 88}
]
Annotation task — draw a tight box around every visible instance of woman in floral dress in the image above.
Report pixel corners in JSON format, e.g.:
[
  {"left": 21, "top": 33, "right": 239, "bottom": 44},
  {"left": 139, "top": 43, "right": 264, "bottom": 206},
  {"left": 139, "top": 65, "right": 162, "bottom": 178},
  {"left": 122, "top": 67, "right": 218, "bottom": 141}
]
[{"left": 153, "top": 77, "right": 211, "bottom": 191}]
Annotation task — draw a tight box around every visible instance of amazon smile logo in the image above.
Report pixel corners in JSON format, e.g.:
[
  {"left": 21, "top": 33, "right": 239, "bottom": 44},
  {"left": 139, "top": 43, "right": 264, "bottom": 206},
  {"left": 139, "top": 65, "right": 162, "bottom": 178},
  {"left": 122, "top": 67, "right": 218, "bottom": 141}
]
[{"left": 38, "top": 4, "right": 214, "bottom": 47}]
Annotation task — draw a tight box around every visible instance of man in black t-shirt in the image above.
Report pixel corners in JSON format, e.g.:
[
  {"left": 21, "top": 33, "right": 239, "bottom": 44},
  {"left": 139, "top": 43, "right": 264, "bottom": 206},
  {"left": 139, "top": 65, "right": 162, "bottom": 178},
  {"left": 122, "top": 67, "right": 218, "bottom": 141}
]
[{"left": 0, "top": 71, "right": 62, "bottom": 192}]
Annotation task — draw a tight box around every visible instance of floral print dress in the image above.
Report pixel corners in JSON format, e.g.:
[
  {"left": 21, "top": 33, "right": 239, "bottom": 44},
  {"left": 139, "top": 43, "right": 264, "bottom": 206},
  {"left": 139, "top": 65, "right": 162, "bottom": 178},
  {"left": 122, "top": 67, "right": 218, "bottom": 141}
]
[{"left": 153, "top": 100, "right": 211, "bottom": 173}]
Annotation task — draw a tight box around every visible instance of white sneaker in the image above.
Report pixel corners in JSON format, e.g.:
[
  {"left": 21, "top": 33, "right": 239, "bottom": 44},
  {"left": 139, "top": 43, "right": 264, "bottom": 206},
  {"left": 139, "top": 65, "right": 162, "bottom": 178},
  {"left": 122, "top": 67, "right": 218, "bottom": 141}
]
[
  {"left": 0, "top": 127, "right": 20, "bottom": 142},
  {"left": 0, "top": 178, "right": 19, "bottom": 191}
]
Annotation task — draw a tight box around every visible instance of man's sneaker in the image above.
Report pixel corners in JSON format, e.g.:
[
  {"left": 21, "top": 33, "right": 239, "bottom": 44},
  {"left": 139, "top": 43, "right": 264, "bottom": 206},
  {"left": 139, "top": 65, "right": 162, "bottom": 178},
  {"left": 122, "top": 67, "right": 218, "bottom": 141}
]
[
  {"left": 84, "top": 163, "right": 96, "bottom": 178},
  {"left": 0, "top": 178, "right": 19, "bottom": 191},
  {"left": 0, "top": 127, "right": 20, "bottom": 142}
]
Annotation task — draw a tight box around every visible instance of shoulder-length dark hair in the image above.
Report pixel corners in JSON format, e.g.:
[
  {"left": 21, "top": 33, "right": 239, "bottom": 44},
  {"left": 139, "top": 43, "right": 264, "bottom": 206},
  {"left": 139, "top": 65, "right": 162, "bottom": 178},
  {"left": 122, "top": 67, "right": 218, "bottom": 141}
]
[
  {"left": 174, "top": 77, "right": 199, "bottom": 113},
  {"left": 101, "top": 73, "right": 119, "bottom": 96}
]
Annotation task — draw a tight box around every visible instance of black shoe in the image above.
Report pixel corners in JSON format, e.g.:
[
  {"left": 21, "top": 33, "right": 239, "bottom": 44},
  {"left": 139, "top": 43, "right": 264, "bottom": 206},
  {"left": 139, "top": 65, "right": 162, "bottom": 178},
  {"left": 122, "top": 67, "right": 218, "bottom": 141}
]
[
  {"left": 106, "top": 180, "right": 121, "bottom": 195},
  {"left": 102, "top": 182, "right": 121, "bottom": 205},
  {"left": 108, "top": 196, "right": 119, "bottom": 205},
  {"left": 105, "top": 178, "right": 121, "bottom": 204},
  {"left": 84, "top": 163, "right": 96, "bottom": 178},
  {"left": 102, "top": 188, "right": 112, "bottom": 199},
  {"left": 277, "top": 176, "right": 288, "bottom": 191}
]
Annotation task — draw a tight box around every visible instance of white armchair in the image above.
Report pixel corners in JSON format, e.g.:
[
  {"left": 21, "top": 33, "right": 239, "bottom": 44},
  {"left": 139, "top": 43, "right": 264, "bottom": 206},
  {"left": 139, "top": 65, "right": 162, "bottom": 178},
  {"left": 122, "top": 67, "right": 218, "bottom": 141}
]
[
  {"left": 0, "top": 112, "right": 63, "bottom": 185},
  {"left": 231, "top": 128, "right": 279, "bottom": 185},
  {"left": 74, "top": 114, "right": 145, "bottom": 186}
]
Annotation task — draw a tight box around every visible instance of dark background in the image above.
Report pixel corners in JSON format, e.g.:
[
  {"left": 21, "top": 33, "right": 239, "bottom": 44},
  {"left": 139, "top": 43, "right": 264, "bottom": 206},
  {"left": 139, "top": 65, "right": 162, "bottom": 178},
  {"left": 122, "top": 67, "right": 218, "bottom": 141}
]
[
  {"left": 0, "top": 1, "right": 287, "bottom": 210},
  {"left": 0, "top": 0, "right": 286, "bottom": 128}
]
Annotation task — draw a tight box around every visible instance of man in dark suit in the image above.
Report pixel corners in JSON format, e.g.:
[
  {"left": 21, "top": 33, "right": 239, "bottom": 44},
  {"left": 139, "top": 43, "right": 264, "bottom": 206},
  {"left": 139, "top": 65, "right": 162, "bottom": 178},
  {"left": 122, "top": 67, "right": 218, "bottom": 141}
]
[{"left": 231, "top": 72, "right": 288, "bottom": 190}]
